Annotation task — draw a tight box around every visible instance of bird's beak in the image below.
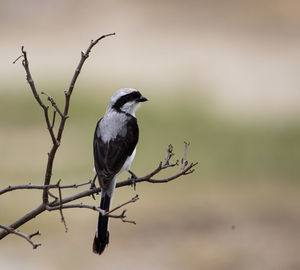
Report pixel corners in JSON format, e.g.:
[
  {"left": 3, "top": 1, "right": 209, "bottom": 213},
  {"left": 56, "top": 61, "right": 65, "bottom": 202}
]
[{"left": 138, "top": 96, "right": 148, "bottom": 102}]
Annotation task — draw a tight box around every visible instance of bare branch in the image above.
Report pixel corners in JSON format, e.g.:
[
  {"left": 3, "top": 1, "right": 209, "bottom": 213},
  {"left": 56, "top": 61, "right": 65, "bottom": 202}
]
[
  {"left": 47, "top": 198, "right": 137, "bottom": 220},
  {"left": 116, "top": 143, "right": 197, "bottom": 188},
  {"left": 41, "top": 32, "right": 115, "bottom": 204},
  {"left": 49, "top": 187, "right": 101, "bottom": 207},
  {"left": 18, "top": 34, "right": 116, "bottom": 204},
  {"left": 0, "top": 34, "right": 116, "bottom": 242},
  {"left": 47, "top": 203, "right": 105, "bottom": 215},
  {"left": 21, "top": 46, "right": 47, "bottom": 109},
  {"left": 45, "top": 143, "right": 197, "bottom": 206},
  {"left": 0, "top": 180, "right": 92, "bottom": 195},
  {"left": 0, "top": 224, "right": 41, "bottom": 249},
  {"left": 147, "top": 162, "right": 197, "bottom": 183},
  {"left": 57, "top": 32, "right": 116, "bottom": 144},
  {"left": 19, "top": 49, "right": 57, "bottom": 145},
  {"left": 0, "top": 142, "right": 197, "bottom": 242},
  {"left": 67, "top": 33, "right": 115, "bottom": 97},
  {"left": 46, "top": 195, "right": 139, "bottom": 224}
]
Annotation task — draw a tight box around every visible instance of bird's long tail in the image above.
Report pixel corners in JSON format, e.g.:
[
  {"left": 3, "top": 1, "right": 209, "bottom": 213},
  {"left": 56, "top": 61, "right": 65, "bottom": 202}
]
[{"left": 93, "top": 176, "right": 116, "bottom": 255}]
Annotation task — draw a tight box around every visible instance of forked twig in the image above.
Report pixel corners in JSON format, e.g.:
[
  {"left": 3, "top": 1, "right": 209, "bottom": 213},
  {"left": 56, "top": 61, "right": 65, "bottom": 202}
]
[{"left": 0, "top": 224, "right": 41, "bottom": 249}]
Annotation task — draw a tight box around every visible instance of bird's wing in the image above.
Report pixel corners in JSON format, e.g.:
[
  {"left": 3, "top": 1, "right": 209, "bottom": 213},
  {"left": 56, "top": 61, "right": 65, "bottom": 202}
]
[{"left": 93, "top": 116, "right": 139, "bottom": 188}]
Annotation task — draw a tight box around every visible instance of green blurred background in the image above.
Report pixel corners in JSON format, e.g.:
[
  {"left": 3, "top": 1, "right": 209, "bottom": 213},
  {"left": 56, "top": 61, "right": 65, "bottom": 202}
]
[{"left": 1, "top": 1, "right": 300, "bottom": 269}]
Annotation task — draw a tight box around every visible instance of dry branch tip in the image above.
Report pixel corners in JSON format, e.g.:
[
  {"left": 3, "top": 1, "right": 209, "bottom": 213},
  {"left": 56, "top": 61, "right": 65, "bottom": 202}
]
[{"left": 12, "top": 54, "right": 23, "bottom": 64}]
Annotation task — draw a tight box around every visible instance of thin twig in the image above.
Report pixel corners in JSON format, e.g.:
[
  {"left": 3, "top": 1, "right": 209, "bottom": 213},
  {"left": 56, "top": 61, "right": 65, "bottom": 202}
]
[
  {"left": 105, "top": 195, "right": 139, "bottom": 216},
  {"left": 21, "top": 46, "right": 47, "bottom": 109},
  {"left": 181, "top": 141, "right": 190, "bottom": 171},
  {"left": 51, "top": 110, "right": 56, "bottom": 130},
  {"left": 163, "top": 144, "right": 175, "bottom": 166},
  {"left": 57, "top": 180, "right": 68, "bottom": 232},
  {"left": 108, "top": 210, "right": 137, "bottom": 224},
  {"left": 41, "top": 91, "right": 66, "bottom": 119},
  {"left": 47, "top": 189, "right": 59, "bottom": 201},
  {"left": 12, "top": 54, "right": 23, "bottom": 64}
]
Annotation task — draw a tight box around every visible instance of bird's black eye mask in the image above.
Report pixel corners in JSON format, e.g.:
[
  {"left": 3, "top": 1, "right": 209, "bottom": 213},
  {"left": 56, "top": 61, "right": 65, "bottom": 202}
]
[{"left": 112, "top": 91, "right": 141, "bottom": 110}]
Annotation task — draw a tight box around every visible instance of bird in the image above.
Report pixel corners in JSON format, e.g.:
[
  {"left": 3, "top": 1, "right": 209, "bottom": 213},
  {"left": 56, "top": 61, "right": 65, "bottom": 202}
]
[{"left": 92, "top": 88, "right": 148, "bottom": 255}]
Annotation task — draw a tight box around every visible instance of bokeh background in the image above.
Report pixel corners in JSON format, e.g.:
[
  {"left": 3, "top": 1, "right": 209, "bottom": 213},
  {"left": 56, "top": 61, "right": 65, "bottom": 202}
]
[{"left": 1, "top": 1, "right": 300, "bottom": 269}]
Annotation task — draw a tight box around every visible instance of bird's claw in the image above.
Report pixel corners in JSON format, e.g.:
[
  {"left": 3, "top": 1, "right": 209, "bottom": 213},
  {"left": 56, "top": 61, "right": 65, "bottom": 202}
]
[
  {"left": 90, "top": 174, "right": 98, "bottom": 200},
  {"left": 128, "top": 170, "right": 138, "bottom": 191}
]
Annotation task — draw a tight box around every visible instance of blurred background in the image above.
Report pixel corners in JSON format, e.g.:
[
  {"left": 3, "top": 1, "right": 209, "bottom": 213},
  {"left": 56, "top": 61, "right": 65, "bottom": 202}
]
[{"left": 0, "top": 0, "right": 300, "bottom": 269}]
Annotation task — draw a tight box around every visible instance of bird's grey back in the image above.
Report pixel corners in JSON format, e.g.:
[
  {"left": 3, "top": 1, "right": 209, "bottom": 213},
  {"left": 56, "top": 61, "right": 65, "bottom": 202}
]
[{"left": 97, "top": 111, "right": 128, "bottom": 143}]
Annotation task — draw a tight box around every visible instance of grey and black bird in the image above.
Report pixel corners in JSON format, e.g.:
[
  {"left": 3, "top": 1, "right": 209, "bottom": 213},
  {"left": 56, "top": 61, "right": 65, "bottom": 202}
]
[{"left": 92, "top": 88, "right": 147, "bottom": 255}]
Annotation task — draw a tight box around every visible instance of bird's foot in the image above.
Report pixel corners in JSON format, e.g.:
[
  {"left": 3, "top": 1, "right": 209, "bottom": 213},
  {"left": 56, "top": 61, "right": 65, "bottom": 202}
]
[
  {"left": 90, "top": 173, "right": 98, "bottom": 200},
  {"left": 128, "top": 170, "right": 138, "bottom": 191}
]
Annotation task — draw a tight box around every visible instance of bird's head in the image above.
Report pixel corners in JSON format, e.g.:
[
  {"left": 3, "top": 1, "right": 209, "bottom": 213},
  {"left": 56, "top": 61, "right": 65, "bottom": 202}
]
[{"left": 108, "top": 88, "right": 148, "bottom": 116}]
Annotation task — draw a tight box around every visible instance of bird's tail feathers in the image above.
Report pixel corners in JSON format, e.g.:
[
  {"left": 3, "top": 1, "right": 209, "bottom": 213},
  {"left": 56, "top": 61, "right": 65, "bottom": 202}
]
[{"left": 93, "top": 192, "right": 111, "bottom": 254}]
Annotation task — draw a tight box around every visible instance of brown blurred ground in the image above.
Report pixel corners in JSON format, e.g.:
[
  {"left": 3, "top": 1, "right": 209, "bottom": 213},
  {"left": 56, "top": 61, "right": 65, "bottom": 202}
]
[
  {"left": 0, "top": 1, "right": 300, "bottom": 270},
  {"left": 1, "top": 182, "right": 300, "bottom": 270}
]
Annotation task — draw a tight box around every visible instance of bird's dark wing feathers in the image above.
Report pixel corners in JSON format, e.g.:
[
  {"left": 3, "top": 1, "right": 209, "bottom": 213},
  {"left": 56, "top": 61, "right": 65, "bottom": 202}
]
[{"left": 93, "top": 115, "right": 139, "bottom": 188}]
